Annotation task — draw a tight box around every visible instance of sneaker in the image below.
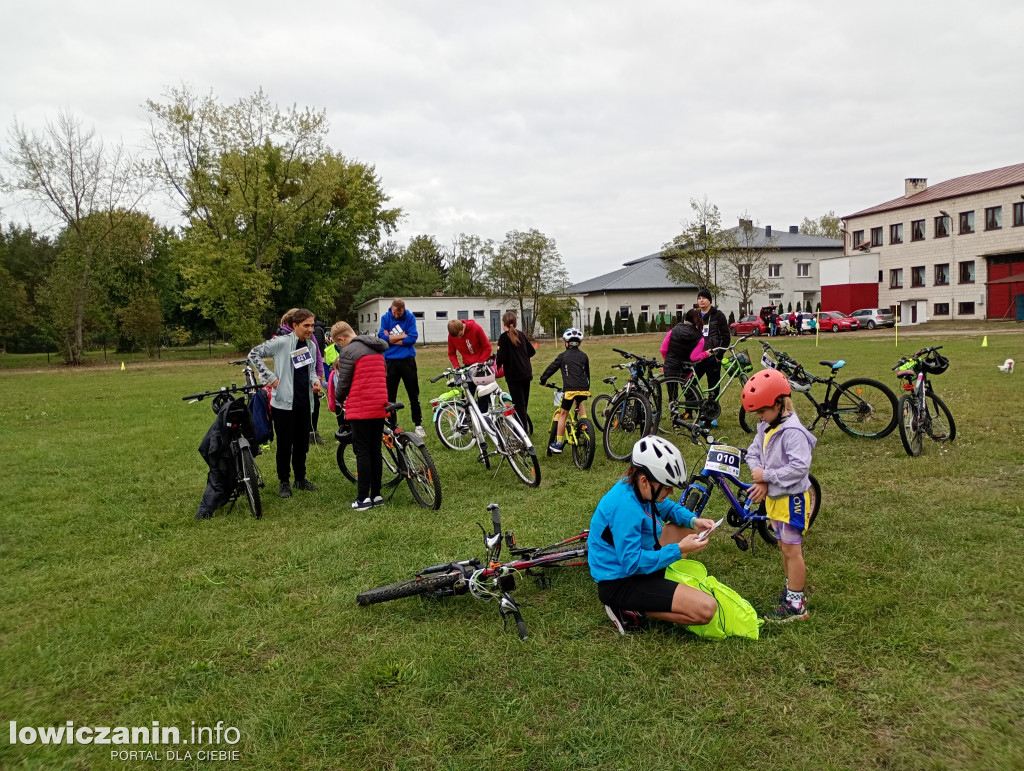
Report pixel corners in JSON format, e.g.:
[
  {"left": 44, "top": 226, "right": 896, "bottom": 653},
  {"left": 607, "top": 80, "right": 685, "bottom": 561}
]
[
  {"left": 278, "top": 482, "right": 292, "bottom": 499},
  {"left": 710, "top": 420, "right": 719, "bottom": 428},
  {"left": 311, "top": 432, "right": 326, "bottom": 446},
  {"left": 414, "top": 425, "right": 427, "bottom": 438},
  {"left": 351, "top": 498, "right": 373, "bottom": 511},
  {"left": 548, "top": 440, "right": 565, "bottom": 454},
  {"left": 764, "top": 601, "right": 809, "bottom": 623},
  {"left": 294, "top": 479, "right": 320, "bottom": 492},
  {"left": 195, "top": 509, "right": 212, "bottom": 521},
  {"left": 604, "top": 605, "right": 645, "bottom": 635},
  {"left": 371, "top": 495, "right": 385, "bottom": 507}
]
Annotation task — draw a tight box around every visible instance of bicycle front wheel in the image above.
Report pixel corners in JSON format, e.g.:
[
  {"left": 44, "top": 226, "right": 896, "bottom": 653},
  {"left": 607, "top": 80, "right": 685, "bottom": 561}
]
[
  {"left": 399, "top": 436, "right": 442, "bottom": 510},
  {"left": 830, "top": 378, "right": 898, "bottom": 439},
  {"left": 434, "top": 402, "right": 475, "bottom": 451},
  {"left": 897, "top": 395, "right": 924, "bottom": 457},
  {"left": 498, "top": 416, "right": 541, "bottom": 487},
  {"left": 925, "top": 393, "right": 956, "bottom": 442},
  {"left": 571, "top": 417, "right": 597, "bottom": 470},
  {"left": 603, "top": 393, "right": 652, "bottom": 461},
  {"left": 356, "top": 571, "right": 462, "bottom": 605},
  {"left": 239, "top": 444, "right": 263, "bottom": 520},
  {"left": 591, "top": 393, "right": 613, "bottom": 433},
  {"left": 653, "top": 376, "right": 703, "bottom": 434}
]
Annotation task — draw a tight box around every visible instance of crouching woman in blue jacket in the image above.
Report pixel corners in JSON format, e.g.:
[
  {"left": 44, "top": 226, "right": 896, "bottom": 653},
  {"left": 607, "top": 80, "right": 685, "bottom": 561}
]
[{"left": 588, "top": 435, "right": 718, "bottom": 634}]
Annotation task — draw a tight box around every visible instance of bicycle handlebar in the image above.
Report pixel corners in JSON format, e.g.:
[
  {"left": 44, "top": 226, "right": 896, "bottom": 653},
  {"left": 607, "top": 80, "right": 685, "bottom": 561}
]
[{"left": 182, "top": 383, "right": 262, "bottom": 402}]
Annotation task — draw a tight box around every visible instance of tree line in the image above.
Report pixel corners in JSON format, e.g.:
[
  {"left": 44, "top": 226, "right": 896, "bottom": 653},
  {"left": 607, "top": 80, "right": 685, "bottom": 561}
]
[{"left": 0, "top": 87, "right": 571, "bottom": 363}]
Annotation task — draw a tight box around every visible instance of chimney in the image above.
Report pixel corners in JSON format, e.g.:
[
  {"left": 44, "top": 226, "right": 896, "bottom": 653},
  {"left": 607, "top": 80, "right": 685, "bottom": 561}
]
[
  {"left": 789, "top": 225, "right": 799, "bottom": 234},
  {"left": 905, "top": 178, "right": 928, "bottom": 197},
  {"left": 738, "top": 218, "right": 752, "bottom": 229},
  {"left": 765, "top": 225, "right": 772, "bottom": 238}
]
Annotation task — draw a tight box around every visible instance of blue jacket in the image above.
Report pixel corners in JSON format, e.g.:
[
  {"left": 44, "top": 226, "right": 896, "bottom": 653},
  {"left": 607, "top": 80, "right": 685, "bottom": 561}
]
[
  {"left": 377, "top": 309, "right": 418, "bottom": 361},
  {"left": 587, "top": 479, "right": 696, "bottom": 582}
]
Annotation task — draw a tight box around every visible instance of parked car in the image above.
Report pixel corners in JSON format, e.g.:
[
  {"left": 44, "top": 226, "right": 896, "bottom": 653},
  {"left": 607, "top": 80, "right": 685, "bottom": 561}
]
[
  {"left": 819, "top": 311, "right": 860, "bottom": 332},
  {"left": 730, "top": 315, "right": 769, "bottom": 336},
  {"left": 850, "top": 308, "right": 896, "bottom": 330}
]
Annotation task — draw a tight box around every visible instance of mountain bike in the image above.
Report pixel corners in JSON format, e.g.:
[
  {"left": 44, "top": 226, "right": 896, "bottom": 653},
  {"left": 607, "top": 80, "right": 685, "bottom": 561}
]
[
  {"left": 653, "top": 336, "right": 755, "bottom": 433},
  {"left": 183, "top": 381, "right": 266, "bottom": 519},
  {"left": 675, "top": 420, "right": 821, "bottom": 554},
  {"left": 356, "top": 503, "right": 589, "bottom": 640},
  {"left": 542, "top": 382, "right": 596, "bottom": 469},
  {"left": 738, "top": 340, "right": 898, "bottom": 439},
  {"left": 601, "top": 348, "right": 663, "bottom": 461},
  {"left": 336, "top": 402, "right": 442, "bottom": 509},
  {"left": 892, "top": 346, "right": 956, "bottom": 457},
  {"left": 429, "top": 365, "right": 541, "bottom": 486}
]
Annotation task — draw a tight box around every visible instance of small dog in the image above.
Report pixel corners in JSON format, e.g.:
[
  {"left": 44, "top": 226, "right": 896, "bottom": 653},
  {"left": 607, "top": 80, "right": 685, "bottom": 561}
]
[{"left": 998, "top": 358, "right": 1015, "bottom": 374}]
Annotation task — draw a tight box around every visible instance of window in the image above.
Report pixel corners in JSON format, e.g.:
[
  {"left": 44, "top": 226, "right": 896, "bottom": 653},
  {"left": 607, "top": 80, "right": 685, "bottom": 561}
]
[
  {"left": 457, "top": 310, "right": 469, "bottom": 320},
  {"left": 1014, "top": 202, "right": 1024, "bottom": 227},
  {"left": 797, "top": 263, "right": 810, "bottom": 277},
  {"left": 934, "top": 215, "right": 950, "bottom": 238},
  {"left": 412, "top": 311, "right": 424, "bottom": 319},
  {"left": 889, "top": 268, "right": 903, "bottom": 289},
  {"left": 933, "top": 303, "right": 949, "bottom": 316},
  {"left": 911, "top": 266, "right": 925, "bottom": 288},
  {"left": 768, "top": 292, "right": 783, "bottom": 301},
  {"left": 890, "top": 223, "right": 904, "bottom": 244},
  {"left": 870, "top": 227, "right": 883, "bottom": 247},
  {"left": 473, "top": 309, "right": 485, "bottom": 318},
  {"left": 958, "top": 301, "right": 975, "bottom": 315},
  {"left": 738, "top": 264, "right": 751, "bottom": 278},
  {"left": 374, "top": 313, "right": 378, "bottom": 321},
  {"left": 934, "top": 263, "right": 950, "bottom": 286},
  {"left": 619, "top": 306, "right": 630, "bottom": 319},
  {"left": 658, "top": 304, "right": 667, "bottom": 312},
  {"left": 852, "top": 229, "right": 864, "bottom": 247},
  {"left": 435, "top": 310, "right": 448, "bottom": 320},
  {"left": 959, "top": 261, "right": 975, "bottom": 284},
  {"left": 359, "top": 314, "right": 364, "bottom": 323},
  {"left": 878, "top": 270, "right": 883, "bottom": 283},
  {"left": 768, "top": 263, "right": 781, "bottom": 278},
  {"left": 640, "top": 305, "right": 650, "bottom": 321},
  {"left": 985, "top": 206, "right": 1002, "bottom": 230},
  {"left": 911, "top": 220, "right": 925, "bottom": 241},
  {"left": 959, "top": 211, "right": 974, "bottom": 234}
]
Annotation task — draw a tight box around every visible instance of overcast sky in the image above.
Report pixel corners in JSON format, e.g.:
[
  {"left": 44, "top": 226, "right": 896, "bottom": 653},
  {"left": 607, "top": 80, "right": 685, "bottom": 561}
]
[{"left": 2, "top": 0, "right": 1022, "bottom": 283}]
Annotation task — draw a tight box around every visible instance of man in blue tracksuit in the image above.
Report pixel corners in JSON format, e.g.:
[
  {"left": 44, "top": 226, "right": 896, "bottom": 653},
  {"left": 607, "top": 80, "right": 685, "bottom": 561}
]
[{"left": 377, "top": 298, "right": 425, "bottom": 436}]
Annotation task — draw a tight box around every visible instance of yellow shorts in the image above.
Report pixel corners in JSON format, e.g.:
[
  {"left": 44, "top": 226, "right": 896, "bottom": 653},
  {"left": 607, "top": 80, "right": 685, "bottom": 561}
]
[{"left": 764, "top": 489, "right": 812, "bottom": 532}]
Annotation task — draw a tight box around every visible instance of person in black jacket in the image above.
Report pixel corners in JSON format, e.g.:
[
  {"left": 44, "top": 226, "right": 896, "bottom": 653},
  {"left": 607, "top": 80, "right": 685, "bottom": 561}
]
[
  {"left": 539, "top": 327, "right": 590, "bottom": 454},
  {"left": 663, "top": 308, "right": 704, "bottom": 377},
  {"left": 694, "top": 289, "right": 730, "bottom": 400},
  {"left": 494, "top": 311, "right": 536, "bottom": 431}
]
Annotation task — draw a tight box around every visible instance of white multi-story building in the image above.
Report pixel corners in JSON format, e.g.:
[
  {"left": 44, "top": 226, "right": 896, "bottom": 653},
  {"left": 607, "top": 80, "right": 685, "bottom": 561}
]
[{"left": 840, "top": 163, "right": 1024, "bottom": 323}]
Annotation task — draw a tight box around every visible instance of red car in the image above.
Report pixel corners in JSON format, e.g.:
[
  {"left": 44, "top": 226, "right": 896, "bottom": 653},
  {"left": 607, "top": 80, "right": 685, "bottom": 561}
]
[
  {"left": 729, "top": 315, "right": 769, "bottom": 336},
  {"left": 819, "top": 311, "right": 860, "bottom": 332}
]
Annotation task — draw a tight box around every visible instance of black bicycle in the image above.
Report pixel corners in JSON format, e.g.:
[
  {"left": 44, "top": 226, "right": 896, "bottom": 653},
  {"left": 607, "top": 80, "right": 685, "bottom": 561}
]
[
  {"left": 739, "top": 340, "right": 898, "bottom": 439},
  {"left": 893, "top": 346, "right": 956, "bottom": 457},
  {"left": 601, "top": 348, "right": 663, "bottom": 461}
]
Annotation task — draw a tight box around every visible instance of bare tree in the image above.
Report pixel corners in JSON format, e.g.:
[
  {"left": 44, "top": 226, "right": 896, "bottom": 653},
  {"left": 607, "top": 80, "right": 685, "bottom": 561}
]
[
  {"left": 720, "top": 216, "right": 779, "bottom": 316},
  {"left": 1, "top": 110, "right": 148, "bottom": 363},
  {"left": 662, "top": 196, "right": 730, "bottom": 296}
]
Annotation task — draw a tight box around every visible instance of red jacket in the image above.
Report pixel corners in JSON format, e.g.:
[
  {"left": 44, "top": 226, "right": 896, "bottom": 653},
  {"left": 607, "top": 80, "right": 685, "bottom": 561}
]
[
  {"left": 333, "top": 335, "right": 389, "bottom": 420},
  {"left": 447, "top": 319, "right": 492, "bottom": 367}
]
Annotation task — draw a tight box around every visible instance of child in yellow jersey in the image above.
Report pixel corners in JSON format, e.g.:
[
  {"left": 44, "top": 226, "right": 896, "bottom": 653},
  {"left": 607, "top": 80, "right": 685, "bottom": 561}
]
[{"left": 741, "top": 369, "right": 817, "bottom": 622}]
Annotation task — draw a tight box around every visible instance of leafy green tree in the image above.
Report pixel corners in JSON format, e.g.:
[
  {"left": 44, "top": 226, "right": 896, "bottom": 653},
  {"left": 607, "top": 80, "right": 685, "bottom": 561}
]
[
  {"left": 799, "top": 211, "right": 842, "bottom": 240},
  {"left": 352, "top": 257, "right": 442, "bottom": 309},
  {"left": 444, "top": 234, "right": 493, "bottom": 296},
  {"left": 625, "top": 312, "right": 636, "bottom": 334},
  {"left": 613, "top": 313, "right": 624, "bottom": 335},
  {"left": 591, "top": 308, "right": 603, "bottom": 336},
  {"left": 636, "top": 315, "right": 648, "bottom": 334},
  {"left": 486, "top": 229, "right": 569, "bottom": 337},
  {"left": 787, "top": 302, "right": 793, "bottom": 312},
  {"left": 662, "top": 196, "right": 730, "bottom": 296},
  {"left": 0, "top": 224, "right": 57, "bottom": 352},
  {"left": 603, "top": 311, "right": 613, "bottom": 336},
  {"left": 728, "top": 311, "right": 736, "bottom": 324}
]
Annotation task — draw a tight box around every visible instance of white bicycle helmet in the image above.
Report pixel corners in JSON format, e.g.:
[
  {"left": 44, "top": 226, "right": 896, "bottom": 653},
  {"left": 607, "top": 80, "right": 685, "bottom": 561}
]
[
  {"left": 562, "top": 327, "right": 583, "bottom": 346},
  {"left": 630, "top": 436, "right": 688, "bottom": 488}
]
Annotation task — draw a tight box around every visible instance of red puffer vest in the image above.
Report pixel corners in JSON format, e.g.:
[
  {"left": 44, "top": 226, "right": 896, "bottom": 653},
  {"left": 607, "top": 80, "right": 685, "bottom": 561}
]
[{"left": 344, "top": 352, "right": 388, "bottom": 419}]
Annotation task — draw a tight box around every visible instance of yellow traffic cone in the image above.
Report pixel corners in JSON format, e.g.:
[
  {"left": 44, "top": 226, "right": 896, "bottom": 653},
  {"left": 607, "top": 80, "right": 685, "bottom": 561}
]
[
  {"left": 982, "top": 336, "right": 988, "bottom": 348},
  {"left": 121, "top": 362, "right": 126, "bottom": 370}
]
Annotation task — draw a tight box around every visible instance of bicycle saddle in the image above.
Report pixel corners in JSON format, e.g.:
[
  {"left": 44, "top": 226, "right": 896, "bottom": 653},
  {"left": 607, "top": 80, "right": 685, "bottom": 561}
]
[
  {"left": 819, "top": 360, "right": 845, "bottom": 369},
  {"left": 602, "top": 376, "right": 617, "bottom": 385},
  {"left": 386, "top": 401, "right": 405, "bottom": 413}
]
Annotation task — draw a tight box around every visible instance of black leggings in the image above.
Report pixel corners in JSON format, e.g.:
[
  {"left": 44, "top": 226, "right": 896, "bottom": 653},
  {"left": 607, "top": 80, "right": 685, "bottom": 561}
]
[
  {"left": 349, "top": 418, "right": 385, "bottom": 501},
  {"left": 505, "top": 378, "right": 532, "bottom": 430},
  {"left": 272, "top": 407, "right": 311, "bottom": 483}
]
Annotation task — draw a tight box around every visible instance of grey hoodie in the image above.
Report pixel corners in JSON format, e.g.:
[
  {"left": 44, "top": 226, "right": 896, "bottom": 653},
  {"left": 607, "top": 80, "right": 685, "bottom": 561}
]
[{"left": 744, "top": 412, "right": 817, "bottom": 497}]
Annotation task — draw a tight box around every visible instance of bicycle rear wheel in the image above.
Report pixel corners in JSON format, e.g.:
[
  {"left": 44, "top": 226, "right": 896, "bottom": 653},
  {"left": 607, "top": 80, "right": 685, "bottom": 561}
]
[
  {"left": 434, "top": 402, "right": 475, "bottom": 451},
  {"left": 399, "top": 436, "right": 442, "bottom": 510},
  {"left": 239, "top": 444, "right": 263, "bottom": 519},
  {"left": 897, "top": 395, "right": 924, "bottom": 457},
  {"left": 338, "top": 439, "right": 403, "bottom": 486},
  {"left": 356, "top": 571, "right": 462, "bottom": 605},
  {"left": 571, "top": 417, "right": 597, "bottom": 470},
  {"left": 591, "top": 393, "right": 613, "bottom": 433},
  {"left": 653, "top": 376, "right": 703, "bottom": 434},
  {"left": 499, "top": 416, "right": 541, "bottom": 487},
  {"left": 603, "top": 393, "right": 652, "bottom": 461},
  {"left": 925, "top": 393, "right": 956, "bottom": 442},
  {"left": 830, "top": 378, "right": 898, "bottom": 439}
]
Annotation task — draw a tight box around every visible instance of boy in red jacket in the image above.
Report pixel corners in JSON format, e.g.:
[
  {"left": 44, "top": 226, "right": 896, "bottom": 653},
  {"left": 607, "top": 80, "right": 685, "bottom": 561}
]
[{"left": 447, "top": 318, "right": 492, "bottom": 368}]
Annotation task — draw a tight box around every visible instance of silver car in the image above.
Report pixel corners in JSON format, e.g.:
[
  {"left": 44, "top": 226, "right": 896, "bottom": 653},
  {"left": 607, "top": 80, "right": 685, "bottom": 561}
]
[{"left": 850, "top": 308, "right": 896, "bottom": 330}]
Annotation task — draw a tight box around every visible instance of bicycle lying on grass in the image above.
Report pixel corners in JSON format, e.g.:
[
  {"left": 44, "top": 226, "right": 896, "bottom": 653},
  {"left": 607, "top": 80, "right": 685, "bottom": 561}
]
[
  {"left": 356, "top": 503, "right": 589, "bottom": 639},
  {"left": 429, "top": 364, "right": 540, "bottom": 486},
  {"left": 738, "top": 340, "right": 898, "bottom": 439},
  {"left": 336, "top": 402, "right": 442, "bottom": 509},
  {"left": 676, "top": 420, "right": 821, "bottom": 554},
  {"left": 183, "top": 380, "right": 266, "bottom": 519},
  {"left": 893, "top": 346, "right": 956, "bottom": 457},
  {"left": 543, "top": 382, "right": 596, "bottom": 469}
]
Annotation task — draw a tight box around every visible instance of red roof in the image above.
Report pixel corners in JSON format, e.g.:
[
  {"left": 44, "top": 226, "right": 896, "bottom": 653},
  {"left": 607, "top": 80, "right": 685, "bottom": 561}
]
[{"left": 844, "top": 162, "right": 1024, "bottom": 220}]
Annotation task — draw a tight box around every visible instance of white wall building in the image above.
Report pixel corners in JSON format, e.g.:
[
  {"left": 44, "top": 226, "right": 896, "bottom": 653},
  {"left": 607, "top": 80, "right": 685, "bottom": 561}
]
[{"left": 353, "top": 296, "right": 549, "bottom": 344}]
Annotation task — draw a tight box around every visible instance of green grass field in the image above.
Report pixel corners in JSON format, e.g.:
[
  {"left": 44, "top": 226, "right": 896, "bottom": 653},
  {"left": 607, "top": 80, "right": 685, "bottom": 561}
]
[{"left": 2, "top": 329, "right": 1023, "bottom": 770}]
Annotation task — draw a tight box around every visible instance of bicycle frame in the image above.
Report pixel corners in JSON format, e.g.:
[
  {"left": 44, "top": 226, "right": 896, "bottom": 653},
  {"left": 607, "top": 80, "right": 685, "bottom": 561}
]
[
  {"left": 755, "top": 342, "right": 847, "bottom": 430},
  {"left": 657, "top": 336, "right": 754, "bottom": 426}
]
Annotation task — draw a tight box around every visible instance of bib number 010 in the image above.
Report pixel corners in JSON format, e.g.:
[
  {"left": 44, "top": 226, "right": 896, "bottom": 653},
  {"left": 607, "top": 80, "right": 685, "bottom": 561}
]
[{"left": 705, "top": 445, "right": 741, "bottom": 476}]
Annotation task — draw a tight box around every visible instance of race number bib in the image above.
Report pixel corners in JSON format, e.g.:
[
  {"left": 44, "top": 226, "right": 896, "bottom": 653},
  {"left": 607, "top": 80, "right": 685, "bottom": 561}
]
[
  {"left": 761, "top": 353, "right": 776, "bottom": 369},
  {"left": 702, "top": 323, "right": 709, "bottom": 338},
  {"left": 291, "top": 346, "right": 313, "bottom": 369},
  {"left": 704, "top": 445, "right": 741, "bottom": 476}
]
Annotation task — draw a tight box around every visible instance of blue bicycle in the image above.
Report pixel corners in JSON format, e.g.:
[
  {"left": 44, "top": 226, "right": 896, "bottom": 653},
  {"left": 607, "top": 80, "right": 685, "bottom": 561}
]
[{"left": 675, "top": 420, "right": 821, "bottom": 553}]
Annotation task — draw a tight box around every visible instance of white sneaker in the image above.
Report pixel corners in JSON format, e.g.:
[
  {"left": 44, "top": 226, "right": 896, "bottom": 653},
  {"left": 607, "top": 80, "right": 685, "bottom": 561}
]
[
  {"left": 372, "top": 495, "right": 384, "bottom": 507},
  {"left": 414, "top": 425, "right": 427, "bottom": 438},
  {"left": 351, "top": 498, "right": 373, "bottom": 511}
]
